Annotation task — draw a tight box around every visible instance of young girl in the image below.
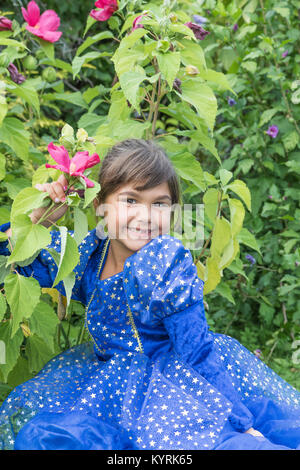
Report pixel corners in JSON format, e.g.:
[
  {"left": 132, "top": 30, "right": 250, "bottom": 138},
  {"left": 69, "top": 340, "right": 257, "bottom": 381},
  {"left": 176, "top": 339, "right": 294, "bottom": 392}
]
[{"left": 0, "top": 139, "right": 299, "bottom": 450}]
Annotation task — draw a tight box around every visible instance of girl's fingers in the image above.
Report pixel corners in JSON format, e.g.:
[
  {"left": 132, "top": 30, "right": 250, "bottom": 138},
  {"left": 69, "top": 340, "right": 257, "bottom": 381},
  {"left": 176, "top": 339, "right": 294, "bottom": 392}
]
[{"left": 51, "top": 181, "right": 66, "bottom": 203}]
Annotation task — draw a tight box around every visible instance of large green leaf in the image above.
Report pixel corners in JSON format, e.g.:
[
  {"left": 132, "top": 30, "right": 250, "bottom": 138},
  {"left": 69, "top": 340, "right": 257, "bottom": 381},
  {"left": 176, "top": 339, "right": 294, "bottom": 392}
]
[
  {"left": 76, "top": 31, "right": 114, "bottom": 56},
  {"left": 0, "top": 117, "right": 30, "bottom": 161},
  {"left": 6, "top": 83, "right": 40, "bottom": 115},
  {"left": 170, "top": 151, "right": 205, "bottom": 191},
  {"left": 11, "top": 187, "right": 49, "bottom": 220},
  {"left": 119, "top": 68, "right": 146, "bottom": 111},
  {"left": 0, "top": 321, "right": 23, "bottom": 382},
  {"left": 25, "top": 334, "right": 55, "bottom": 374},
  {"left": 48, "top": 227, "right": 79, "bottom": 288},
  {"left": 4, "top": 273, "right": 41, "bottom": 338},
  {"left": 29, "top": 301, "right": 59, "bottom": 351},
  {"left": 74, "top": 207, "right": 89, "bottom": 245},
  {"left": 7, "top": 215, "right": 51, "bottom": 265},
  {"left": 155, "top": 51, "right": 181, "bottom": 90},
  {"left": 180, "top": 79, "right": 217, "bottom": 131}
]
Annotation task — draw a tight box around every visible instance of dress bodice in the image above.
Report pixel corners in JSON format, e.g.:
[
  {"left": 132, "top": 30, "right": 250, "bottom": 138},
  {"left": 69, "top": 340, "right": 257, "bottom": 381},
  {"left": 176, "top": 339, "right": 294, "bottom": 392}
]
[{"left": 85, "top": 237, "right": 172, "bottom": 361}]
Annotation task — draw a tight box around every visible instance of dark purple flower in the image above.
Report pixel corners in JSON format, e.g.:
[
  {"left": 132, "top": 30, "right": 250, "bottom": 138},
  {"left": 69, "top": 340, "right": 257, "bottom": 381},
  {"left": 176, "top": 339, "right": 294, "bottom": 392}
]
[
  {"left": 184, "top": 22, "right": 210, "bottom": 40},
  {"left": 233, "top": 23, "right": 238, "bottom": 32},
  {"left": 254, "top": 349, "right": 262, "bottom": 359},
  {"left": 173, "top": 78, "right": 182, "bottom": 94},
  {"left": 282, "top": 50, "right": 289, "bottom": 58},
  {"left": 7, "top": 63, "right": 26, "bottom": 84},
  {"left": 192, "top": 14, "right": 207, "bottom": 25},
  {"left": 0, "top": 16, "right": 12, "bottom": 31},
  {"left": 266, "top": 125, "right": 279, "bottom": 138},
  {"left": 245, "top": 254, "right": 256, "bottom": 265},
  {"left": 227, "top": 97, "right": 236, "bottom": 106}
]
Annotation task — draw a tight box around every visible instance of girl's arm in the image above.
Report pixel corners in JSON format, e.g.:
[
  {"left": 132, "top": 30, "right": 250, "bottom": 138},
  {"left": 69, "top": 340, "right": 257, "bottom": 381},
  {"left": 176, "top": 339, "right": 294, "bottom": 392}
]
[
  {"left": 0, "top": 176, "right": 96, "bottom": 305},
  {"left": 123, "top": 235, "right": 256, "bottom": 433}
]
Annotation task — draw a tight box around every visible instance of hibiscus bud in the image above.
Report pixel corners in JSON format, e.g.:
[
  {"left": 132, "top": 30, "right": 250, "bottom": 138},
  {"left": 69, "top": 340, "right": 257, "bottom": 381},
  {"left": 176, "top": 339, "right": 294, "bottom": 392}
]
[
  {"left": 42, "top": 67, "right": 57, "bottom": 83},
  {"left": 7, "top": 63, "right": 26, "bottom": 84},
  {"left": 186, "top": 65, "right": 199, "bottom": 75},
  {"left": 0, "top": 16, "right": 12, "bottom": 31},
  {"left": 20, "top": 323, "right": 31, "bottom": 337},
  {"left": 76, "top": 128, "right": 88, "bottom": 143},
  {"left": 169, "top": 13, "right": 178, "bottom": 23},
  {"left": 23, "top": 55, "right": 38, "bottom": 70}
]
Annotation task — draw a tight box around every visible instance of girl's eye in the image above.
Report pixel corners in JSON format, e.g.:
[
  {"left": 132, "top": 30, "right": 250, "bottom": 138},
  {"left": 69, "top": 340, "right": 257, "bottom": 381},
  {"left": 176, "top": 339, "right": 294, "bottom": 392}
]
[{"left": 122, "top": 198, "right": 169, "bottom": 207}]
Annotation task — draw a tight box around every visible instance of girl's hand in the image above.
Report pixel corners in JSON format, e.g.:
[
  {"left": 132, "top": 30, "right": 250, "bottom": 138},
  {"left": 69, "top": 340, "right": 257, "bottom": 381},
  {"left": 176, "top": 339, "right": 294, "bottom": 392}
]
[
  {"left": 30, "top": 174, "right": 72, "bottom": 227},
  {"left": 245, "top": 427, "right": 264, "bottom": 438}
]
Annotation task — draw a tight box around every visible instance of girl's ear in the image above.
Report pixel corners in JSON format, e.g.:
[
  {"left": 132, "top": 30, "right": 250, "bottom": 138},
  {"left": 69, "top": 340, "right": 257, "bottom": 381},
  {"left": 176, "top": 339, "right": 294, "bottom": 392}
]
[{"left": 93, "top": 198, "right": 104, "bottom": 217}]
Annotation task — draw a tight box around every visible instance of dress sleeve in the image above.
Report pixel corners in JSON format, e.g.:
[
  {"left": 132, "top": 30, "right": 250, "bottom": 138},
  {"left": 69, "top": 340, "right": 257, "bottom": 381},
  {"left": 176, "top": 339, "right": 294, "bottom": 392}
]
[
  {"left": 0, "top": 221, "right": 100, "bottom": 305},
  {"left": 123, "top": 234, "right": 254, "bottom": 432}
]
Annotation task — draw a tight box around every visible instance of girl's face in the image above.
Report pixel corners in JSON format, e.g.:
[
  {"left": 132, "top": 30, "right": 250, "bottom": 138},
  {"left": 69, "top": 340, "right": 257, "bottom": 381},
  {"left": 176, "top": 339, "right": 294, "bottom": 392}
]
[{"left": 95, "top": 181, "right": 173, "bottom": 251}]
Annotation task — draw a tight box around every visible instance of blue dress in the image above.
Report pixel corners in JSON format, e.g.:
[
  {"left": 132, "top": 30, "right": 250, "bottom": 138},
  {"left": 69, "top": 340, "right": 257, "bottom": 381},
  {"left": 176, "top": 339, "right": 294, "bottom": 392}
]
[{"left": 0, "top": 222, "right": 299, "bottom": 450}]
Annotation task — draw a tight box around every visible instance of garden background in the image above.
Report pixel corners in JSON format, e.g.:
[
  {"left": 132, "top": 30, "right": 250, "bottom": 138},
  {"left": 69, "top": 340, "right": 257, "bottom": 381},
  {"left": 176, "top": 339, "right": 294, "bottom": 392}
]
[{"left": 0, "top": 0, "right": 299, "bottom": 406}]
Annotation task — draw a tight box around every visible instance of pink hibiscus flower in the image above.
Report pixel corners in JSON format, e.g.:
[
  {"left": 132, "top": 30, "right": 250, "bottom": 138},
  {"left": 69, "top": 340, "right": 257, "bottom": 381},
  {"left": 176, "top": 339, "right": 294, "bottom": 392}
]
[
  {"left": 45, "top": 142, "right": 100, "bottom": 188},
  {"left": 90, "top": 0, "right": 118, "bottom": 22},
  {"left": 21, "top": 0, "right": 62, "bottom": 43}
]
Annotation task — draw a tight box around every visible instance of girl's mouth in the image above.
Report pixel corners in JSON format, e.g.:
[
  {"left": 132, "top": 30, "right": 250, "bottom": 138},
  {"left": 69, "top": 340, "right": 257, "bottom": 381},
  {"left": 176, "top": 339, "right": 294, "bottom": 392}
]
[{"left": 127, "top": 227, "right": 152, "bottom": 238}]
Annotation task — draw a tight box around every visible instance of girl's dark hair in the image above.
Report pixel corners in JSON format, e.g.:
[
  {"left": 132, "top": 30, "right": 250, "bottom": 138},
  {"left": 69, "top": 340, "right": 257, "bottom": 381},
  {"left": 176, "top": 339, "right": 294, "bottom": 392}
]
[{"left": 96, "top": 138, "right": 181, "bottom": 206}]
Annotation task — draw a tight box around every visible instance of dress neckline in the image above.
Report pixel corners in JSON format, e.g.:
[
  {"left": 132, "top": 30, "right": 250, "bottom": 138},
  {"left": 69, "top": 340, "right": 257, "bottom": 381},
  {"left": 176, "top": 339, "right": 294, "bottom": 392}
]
[{"left": 98, "top": 237, "right": 124, "bottom": 283}]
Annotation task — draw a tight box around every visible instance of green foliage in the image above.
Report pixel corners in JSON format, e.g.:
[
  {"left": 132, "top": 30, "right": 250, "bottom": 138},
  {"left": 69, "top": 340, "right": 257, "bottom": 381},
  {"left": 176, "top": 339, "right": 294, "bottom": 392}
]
[{"left": 0, "top": 0, "right": 299, "bottom": 407}]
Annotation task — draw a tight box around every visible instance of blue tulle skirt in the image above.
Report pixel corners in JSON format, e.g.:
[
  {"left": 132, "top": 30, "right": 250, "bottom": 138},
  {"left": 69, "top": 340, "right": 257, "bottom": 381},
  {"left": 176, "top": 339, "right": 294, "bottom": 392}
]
[{"left": 1, "top": 333, "right": 300, "bottom": 451}]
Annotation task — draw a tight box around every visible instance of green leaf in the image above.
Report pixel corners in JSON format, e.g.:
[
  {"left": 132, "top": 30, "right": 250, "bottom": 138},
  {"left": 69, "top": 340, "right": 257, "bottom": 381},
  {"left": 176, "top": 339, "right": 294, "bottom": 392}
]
[
  {"left": 0, "top": 255, "right": 10, "bottom": 284},
  {"left": 43, "top": 92, "right": 88, "bottom": 109},
  {"left": 203, "top": 188, "right": 219, "bottom": 223},
  {"left": 83, "top": 15, "right": 97, "bottom": 37},
  {"left": 37, "top": 38, "right": 55, "bottom": 61},
  {"left": 0, "top": 38, "right": 28, "bottom": 49},
  {"left": 241, "top": 61, "right": 257, "bottom": 74},
  {"left": 169, "top": 151, "right": 205, "bottom": 191},
  {"left": 0, "top": 292, "right": 7, "bottom": 321},
  {"left": 76, "top": 31, "right": 114, "bottom": 56},
  {"left": 174, "top": 128, "right": 220, "bottom": 163},
  {"left": 219, "top": 168, "right": 233, "bottom": 186},
  {"left": 283, "top": 131, "right": 299, "bottom": 152},
  {"left": 4, "top": 273, "right": 41, "bottom": 338},
  {"left": 0, "top": 321, "right": 23, "bottom": 382},
  {"left": 215, "top": 281, "right": 235, "bottom": 304},
  {"left": 199, "top": 69, "right": 232, "bottom": 91},
  {"left": 179, "top": 38, "right": 206, "bottom": 71},
  {"left": 11, "top": 187, "right": 49, "bottom": 220},
  {"left": 0, "top": 95, "right": 8, "bottom": 126},
  {"left": 155, "top": 51, "right": 181, "bottom": 90},
  {"left": 6, "top": 83, "right": 40, "bottom": 115},
  {"left": 0, "top": 117, "right": 30, "bottom": 161},
  {"left": 49, "top": 227, "right": 79, "bottom": 288},
  {"left": 228, "top": 198, "right": 245, "bottom": 237},
  {"left": 29, "top": 301, "right": 59, "bottom": 351},
  {"left": 211, "top": 216, "right": 232, "bottom": 258},
  {"left": 74, "top": 207, "right": 89, "bottom": 245},
  {"left": 25, "top": 334, "right": 55, "bottom": 374},
  {"left": 180, "top": 79, "right": 217, "bottom": 130},
  {"left": 7, "top": 215, "right": 51, "bottom": 265},
  {"left": 0, "top": 152, "right": 6, "bottom": 181},
  {"left": 258, "top": 108, "right": 278, "bottom": 127},
  {"left": 237, "top": 227, "right": 261, "bottom": 254},
  {"left": 72, "top": 51, "right": 111, "bottom": 78},
  {"left": 119, "top": 68, "right": 146, "bottom": 111},
  {"left": 83, "top": 180, "right": 101, "bottom": 209},
  {"left": 226, "top": 179, "right": 252, "bottom": 212}
]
